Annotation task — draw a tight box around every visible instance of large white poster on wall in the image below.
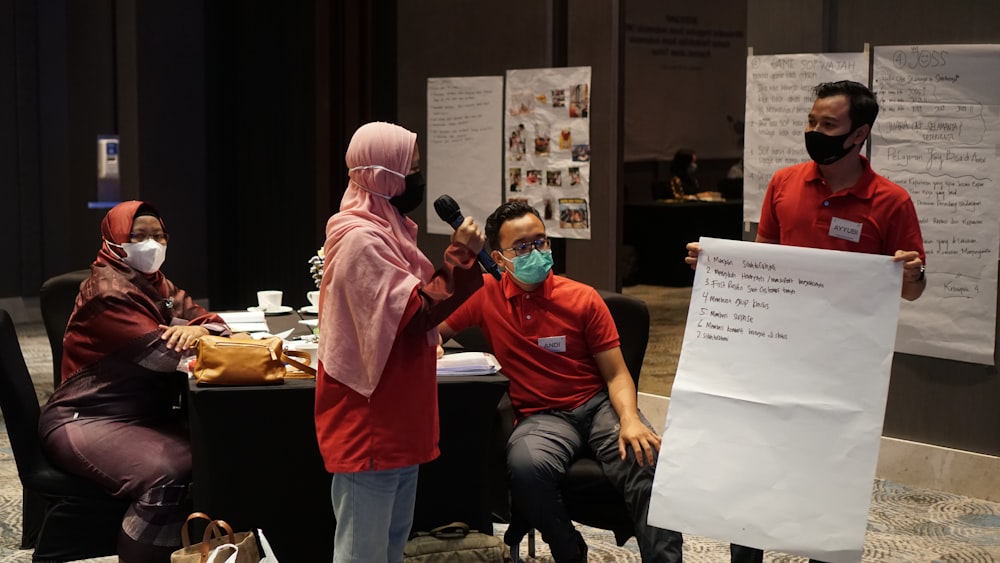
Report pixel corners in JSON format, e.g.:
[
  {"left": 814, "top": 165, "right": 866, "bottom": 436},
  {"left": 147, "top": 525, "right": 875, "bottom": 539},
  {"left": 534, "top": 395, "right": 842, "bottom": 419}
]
[
  {"left": 505, "top": 66, "right": 592, "bottom": 240},
  {"left": 871, "top": 44, "right": 1000, "bottom": 365},
  {"left": 426, "top": 76, "right": 504, "bottom": 236},
  {"left": 743, "top": 52, "right": 868, "bottom": 224},
  {"left": 649, "top": 237, "right": 902, "bottom": 563}
]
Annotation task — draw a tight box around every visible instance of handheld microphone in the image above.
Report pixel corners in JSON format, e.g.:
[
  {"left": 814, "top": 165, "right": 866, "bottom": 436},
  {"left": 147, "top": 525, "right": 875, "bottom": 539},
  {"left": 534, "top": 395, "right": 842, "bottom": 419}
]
[{"left": 433, "top": 195, "right": 502, "bottom": 280}]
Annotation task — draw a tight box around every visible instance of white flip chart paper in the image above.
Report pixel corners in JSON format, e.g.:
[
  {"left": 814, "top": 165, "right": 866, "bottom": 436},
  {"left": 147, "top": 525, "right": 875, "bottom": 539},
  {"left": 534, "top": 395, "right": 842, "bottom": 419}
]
[{"left": 649, "top": 237, "right": 903, "bottom": 563}]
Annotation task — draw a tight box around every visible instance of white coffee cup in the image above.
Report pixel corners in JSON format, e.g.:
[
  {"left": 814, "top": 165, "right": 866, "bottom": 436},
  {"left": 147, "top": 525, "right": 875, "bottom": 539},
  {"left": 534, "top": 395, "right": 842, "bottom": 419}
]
[
  {"left": 307, "top": 290, "right": 320, "bottom": 307},
  {"left": 257, "top": 290, "right": 283, "bottom": 312}
]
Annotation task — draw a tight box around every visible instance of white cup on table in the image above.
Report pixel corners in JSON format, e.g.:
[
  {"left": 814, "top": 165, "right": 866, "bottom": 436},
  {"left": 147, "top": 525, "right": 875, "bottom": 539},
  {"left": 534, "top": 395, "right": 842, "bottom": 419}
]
[
  {"left": 307, "top": 290, "right": 320, "bottom": 308},
  {"left": 256, "top": 290, "right": 283, "bottom": 312}
]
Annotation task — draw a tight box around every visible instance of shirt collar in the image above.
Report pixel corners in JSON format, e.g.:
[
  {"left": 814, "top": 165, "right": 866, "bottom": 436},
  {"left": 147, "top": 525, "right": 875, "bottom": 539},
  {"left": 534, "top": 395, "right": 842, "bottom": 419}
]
[
  {"left": 501, "top": 269, "right": 554, "bottom": 301},
  {"left": 806, "top": 155, "right": 877, "bottom": 200}
]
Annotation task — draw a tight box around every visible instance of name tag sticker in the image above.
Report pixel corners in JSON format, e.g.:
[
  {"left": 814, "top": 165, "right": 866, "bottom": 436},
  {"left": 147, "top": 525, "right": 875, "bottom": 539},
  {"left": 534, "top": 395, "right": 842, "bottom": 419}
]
[
  {"left": 829, "top": 217, "right": 863, "bottom": 243},
  {"left": 538, "top": 336, "right": 567, "bottom": 353}
]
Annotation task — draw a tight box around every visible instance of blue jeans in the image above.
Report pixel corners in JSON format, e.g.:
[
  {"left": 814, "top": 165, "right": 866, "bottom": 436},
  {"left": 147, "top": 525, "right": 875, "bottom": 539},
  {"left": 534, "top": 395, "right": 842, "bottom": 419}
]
[{"left": 331, "top": 465, "right": 419, "bottom": 563}]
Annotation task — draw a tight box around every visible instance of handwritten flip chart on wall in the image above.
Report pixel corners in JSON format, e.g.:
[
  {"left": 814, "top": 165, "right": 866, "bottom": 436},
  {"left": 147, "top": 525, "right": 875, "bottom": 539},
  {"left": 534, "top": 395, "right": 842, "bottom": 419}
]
[
  {"left": 743, "top": 52, "right": 868, "bottom": 225},
  {"left": 649, "top": 237, "right": 902, "bottom": 563},
  {"left": 426, "top": 76, "right": 504, "bottom": 236},
  {"left": 871, "top": 44, "right": 1000, "bottom": 365}
]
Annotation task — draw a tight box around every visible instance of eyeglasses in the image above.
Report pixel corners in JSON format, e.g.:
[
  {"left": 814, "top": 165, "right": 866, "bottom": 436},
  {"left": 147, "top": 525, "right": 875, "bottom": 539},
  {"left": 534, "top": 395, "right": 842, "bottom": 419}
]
[
  {"left": 129, "top": 232, "right": 170, "bottom": 244},
  {"left": 499, "top": 237, "right": 550, "bottom": 257}
]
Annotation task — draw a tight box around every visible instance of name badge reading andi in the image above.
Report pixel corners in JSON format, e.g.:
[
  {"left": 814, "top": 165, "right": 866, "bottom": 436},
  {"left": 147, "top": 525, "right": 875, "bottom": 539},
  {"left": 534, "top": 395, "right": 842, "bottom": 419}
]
[
  {"left": 538, "top": 336, "right": 567, "bottom": 353},
  {"left": 829, "top": 217, "right": 863, "bottom": 243}
]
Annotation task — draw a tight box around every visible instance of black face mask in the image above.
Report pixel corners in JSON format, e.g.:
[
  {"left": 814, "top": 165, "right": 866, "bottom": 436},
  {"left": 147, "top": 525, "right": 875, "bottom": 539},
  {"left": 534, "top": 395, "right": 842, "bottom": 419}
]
[
  {"left": 804, "top": 129, "right": 859, "bottom": 165},
  {"left": 390, "top": 172, "right": 426, "bottom": 215}
]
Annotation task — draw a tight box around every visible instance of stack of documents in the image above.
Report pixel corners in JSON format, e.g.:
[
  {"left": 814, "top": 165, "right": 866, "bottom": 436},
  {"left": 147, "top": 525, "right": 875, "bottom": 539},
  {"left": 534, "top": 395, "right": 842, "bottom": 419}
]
[
  {"left": 217, "top": 310, "right": 269, "bottom": 333},
  {"left": 436, "top": 352, "right": 502, "bottom": 376}
]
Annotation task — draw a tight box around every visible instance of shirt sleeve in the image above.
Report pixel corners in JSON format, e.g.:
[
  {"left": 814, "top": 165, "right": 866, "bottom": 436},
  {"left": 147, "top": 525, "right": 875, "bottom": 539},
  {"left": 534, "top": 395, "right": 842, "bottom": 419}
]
[
  {"left": 584, "top": 289, "right": 621, "bottom": 354},
  {"left": 884, "top": 196, "right": 927, "bottom": 264},
  {"left": 399, "top": 243, "right": 484, "bottom": 333}
]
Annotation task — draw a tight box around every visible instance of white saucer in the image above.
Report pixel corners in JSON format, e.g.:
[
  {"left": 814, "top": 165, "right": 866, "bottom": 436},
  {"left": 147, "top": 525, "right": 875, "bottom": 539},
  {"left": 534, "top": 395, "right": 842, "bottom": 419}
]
[
  {"left": 247, "top": 305, "right": 294, "bottom": 316},
  {"left": 299, "top": 305, "right": 319, "bottom": 315}
]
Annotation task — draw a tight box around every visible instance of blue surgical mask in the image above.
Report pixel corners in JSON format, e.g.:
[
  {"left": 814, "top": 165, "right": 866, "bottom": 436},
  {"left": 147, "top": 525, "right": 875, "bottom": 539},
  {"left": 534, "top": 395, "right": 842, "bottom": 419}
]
[{"left": 504, "top": 249, "right": 553, "bottom": 285}]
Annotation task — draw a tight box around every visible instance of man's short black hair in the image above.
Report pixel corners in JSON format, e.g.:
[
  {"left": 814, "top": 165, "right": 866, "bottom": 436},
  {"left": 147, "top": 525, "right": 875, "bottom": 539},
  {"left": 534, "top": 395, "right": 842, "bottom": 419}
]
[
  {"left": 485, "top": 201, "right": 542, "bottom": 252},
  {"left": 814, "top": 80, "right": 879, "bottom": 131}
]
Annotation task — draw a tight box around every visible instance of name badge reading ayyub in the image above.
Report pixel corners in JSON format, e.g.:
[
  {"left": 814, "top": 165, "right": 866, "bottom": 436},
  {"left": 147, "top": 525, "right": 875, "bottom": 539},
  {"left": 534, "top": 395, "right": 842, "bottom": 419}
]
[{"left": 829, "top": 216, "right": 863, "bottom": 243}]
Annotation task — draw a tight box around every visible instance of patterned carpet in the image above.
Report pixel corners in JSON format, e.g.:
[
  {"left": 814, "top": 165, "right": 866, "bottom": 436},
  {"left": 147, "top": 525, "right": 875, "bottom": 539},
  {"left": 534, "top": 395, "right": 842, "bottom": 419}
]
[{"left": 3, "top": 305, "right": 1000, "bottom": 561}]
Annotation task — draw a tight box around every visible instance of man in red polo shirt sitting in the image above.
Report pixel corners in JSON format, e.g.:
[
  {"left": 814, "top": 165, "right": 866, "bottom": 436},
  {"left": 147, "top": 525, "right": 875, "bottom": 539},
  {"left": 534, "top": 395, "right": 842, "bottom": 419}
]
[{"left": 440, "top": 201, "right": 683, "bottom": 563}]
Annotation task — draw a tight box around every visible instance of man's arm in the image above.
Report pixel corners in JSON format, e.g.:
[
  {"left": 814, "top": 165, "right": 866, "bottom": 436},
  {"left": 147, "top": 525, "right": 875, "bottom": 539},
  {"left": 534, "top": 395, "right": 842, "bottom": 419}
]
[{"left": 595, "top": 347, "right": 661, "bottom": 466}]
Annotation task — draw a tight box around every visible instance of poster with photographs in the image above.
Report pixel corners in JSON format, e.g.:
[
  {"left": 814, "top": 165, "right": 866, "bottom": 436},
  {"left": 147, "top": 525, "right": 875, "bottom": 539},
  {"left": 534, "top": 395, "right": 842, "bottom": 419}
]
[{"left": 505, "top": 66, "right": 592, "bottom": 239}]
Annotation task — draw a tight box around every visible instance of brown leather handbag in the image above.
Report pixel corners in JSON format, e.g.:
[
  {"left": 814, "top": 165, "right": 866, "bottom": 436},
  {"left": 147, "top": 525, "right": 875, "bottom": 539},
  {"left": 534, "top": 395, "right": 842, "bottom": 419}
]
[{"left": 193, "top": 334, "right": 315, "bottom": 385}]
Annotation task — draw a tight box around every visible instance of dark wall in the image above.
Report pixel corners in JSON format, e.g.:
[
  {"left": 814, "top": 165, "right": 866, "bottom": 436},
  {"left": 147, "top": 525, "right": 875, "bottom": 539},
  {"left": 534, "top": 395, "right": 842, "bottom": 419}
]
[
  {"left": 398, "top": 0, "right": 624, "bottom": 291},
  {"left": 2, "top": 0, "right": 391, "bottom": 309},
  {"left": 397, "top": 0, "right": 552, "bottom": 285},
  {"left": 203, "top": 0, "right": 398, "bottom": 310},
  {"left": 203, "top": 0, "right": 318, "bottom": 309}
]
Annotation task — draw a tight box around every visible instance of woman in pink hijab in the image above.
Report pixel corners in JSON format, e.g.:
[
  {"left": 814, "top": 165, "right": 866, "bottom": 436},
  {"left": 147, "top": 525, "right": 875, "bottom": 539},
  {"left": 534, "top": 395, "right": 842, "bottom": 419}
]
[{"left": 314, "top": 122, "right": 485, "bottom": 561}]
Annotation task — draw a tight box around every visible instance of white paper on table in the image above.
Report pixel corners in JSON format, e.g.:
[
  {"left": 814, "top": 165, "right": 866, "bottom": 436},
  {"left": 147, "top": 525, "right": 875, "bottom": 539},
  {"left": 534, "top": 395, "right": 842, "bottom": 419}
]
[
  {"left": 648, "top": 237, "right": 903, "bottom": 563},
  {"left": 216, "top": 310, "right": 269, "bottom": 333},
  {"left": 436, "top": 352, "right": 502, "bottom": 376}
]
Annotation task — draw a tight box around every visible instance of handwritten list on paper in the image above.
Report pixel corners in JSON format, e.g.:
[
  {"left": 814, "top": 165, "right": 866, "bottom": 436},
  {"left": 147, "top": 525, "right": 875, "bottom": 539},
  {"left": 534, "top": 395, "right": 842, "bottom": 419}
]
[
  {"left": 426, "top": 76, "right": 503, "bottom": 236},
  {"left": 649, "top": 237, "right": 903, "bottom": 563},
  {"left": 871, "top": 44, "right": 1000, "bottom": 365},
  {"left": 743, "top": 52, "right": 868, "bottom": 224}
]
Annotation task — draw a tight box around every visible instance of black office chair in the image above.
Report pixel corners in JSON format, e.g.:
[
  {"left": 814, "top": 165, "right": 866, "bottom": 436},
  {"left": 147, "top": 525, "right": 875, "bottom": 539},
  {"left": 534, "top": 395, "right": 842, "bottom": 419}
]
[
  {"left": 0, "top": 309, "right": 128, "bottom": 562},
  {"left": 486, "top": 289, "right": 650, "bottom": 557},
  {"left": 39, "top": 269, "right": 89, "bottom": 390}
]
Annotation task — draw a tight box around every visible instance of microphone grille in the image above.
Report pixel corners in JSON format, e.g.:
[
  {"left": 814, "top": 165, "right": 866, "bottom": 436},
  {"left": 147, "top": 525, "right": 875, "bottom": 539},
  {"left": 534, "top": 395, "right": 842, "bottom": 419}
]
[{"left": 433, "top": 195, "right": 460, "bottom": 222}]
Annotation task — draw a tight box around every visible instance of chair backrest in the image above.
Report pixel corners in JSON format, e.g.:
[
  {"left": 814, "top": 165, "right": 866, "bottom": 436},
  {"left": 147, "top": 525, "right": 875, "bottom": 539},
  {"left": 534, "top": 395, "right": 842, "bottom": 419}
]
[
  {"left": 39, "top": 269, "right": 89, "bottom": 388},
  {"left": 0, "top": 309, "right": 50, "bottom": 482},
  {"left": 597, "top": 289, "right": 649, "bottom": 389}
]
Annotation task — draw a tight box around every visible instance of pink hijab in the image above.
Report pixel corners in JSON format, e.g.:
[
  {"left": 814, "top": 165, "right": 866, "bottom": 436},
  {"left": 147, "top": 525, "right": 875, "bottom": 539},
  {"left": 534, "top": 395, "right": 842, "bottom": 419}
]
[{"left": 317, "top": 122, "right": 435, "bottom": 397}]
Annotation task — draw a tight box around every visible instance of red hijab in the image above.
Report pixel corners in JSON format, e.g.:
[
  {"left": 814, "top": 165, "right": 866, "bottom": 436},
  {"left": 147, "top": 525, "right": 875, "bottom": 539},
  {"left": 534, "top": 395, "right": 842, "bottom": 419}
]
[{"left": 60, "top": 200, "right": 221, "bottom": 382}]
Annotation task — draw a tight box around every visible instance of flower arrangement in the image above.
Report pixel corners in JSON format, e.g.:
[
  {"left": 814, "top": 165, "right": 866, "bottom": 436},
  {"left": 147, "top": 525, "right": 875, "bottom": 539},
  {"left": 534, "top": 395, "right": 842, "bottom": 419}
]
[{"left": 308, "top": 248, "right": 324, "bottom": 288}]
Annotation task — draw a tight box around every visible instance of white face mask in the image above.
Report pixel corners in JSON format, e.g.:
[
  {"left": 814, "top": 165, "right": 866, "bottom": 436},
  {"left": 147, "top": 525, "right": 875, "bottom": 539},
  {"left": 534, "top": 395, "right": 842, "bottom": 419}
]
[{"left": 119, "top": 239, "right": 167, "bottom": 273}]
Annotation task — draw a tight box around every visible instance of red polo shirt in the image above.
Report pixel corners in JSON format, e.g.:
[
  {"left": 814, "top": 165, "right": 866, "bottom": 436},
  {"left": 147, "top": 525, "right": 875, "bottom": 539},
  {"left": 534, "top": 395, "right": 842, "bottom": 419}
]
[
  {"left": 758, "top": 157, "right": 926, "bottom": 262},
  {"left": 444, "top": 272, "right": 618, "bottom": 419}
]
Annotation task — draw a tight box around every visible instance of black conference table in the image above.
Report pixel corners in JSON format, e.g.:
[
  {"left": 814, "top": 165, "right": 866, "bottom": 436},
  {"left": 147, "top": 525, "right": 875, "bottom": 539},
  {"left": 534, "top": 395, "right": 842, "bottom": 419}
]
[{"left": 186, "top": 311, "right": 509, "bottom": 563}]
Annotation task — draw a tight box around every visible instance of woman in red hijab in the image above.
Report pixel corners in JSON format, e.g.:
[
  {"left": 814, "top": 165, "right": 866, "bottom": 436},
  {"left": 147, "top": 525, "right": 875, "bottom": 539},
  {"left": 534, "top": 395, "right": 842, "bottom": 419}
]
[
  {"left": 315, "top": 122, "right": 485, "bottom": 562},
  {"left": 38, "top": 201, "right": 230, "bottom": 562}
]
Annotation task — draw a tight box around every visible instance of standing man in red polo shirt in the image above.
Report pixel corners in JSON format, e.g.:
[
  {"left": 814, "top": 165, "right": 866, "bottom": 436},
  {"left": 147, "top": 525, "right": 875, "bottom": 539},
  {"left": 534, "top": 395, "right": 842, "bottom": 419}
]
[
  {"left": 440, "top": 201, "right": 684, "bottom": 563},
  {"left": 685, "top": 81, "right": 927, "bottom": 562}
]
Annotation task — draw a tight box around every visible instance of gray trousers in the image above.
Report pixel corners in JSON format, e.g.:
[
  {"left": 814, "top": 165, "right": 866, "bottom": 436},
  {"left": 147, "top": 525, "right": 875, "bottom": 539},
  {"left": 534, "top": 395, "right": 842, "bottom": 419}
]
[{"left": 506, "top": 391, "right": 683, "bottom": 562}]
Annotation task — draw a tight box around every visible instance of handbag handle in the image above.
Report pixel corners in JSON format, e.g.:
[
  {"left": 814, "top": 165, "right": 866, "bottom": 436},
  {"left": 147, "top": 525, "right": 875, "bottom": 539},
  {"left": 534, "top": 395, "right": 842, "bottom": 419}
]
[
  {"left": 283, "top": 349, "right": 317, "bottom": 375},
  {"left": 429, "top": 521, "right": 472, "bottom": 539},
  {"left": 199, "top": 519, "right": 237, "bottom": 561},
  {"left": 205, "top": 543, "right": 239, "bottom": 563},
  {"left": 180, "top": 511, "right": 213, "bottom": 548}
]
